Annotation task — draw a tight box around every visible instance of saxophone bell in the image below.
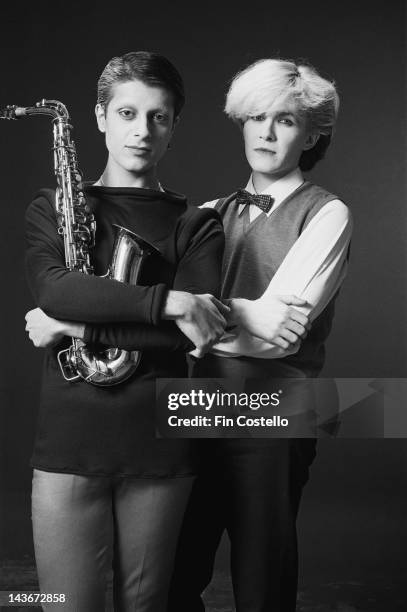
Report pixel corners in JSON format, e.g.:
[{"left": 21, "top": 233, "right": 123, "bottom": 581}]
[
  {"left": 58, "top": 341, "right": 142, "bottom": 386},
  {"left": 58, "top": 225, "right": 160, "bottom": 387}
]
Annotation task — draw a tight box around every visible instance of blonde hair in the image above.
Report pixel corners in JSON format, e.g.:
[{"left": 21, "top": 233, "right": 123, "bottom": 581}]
[{"left": 225, "top": 59, "right": 340, "bottom": 170}]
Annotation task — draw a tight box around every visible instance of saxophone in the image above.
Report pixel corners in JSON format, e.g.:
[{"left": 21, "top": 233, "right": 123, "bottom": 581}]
[{"left": 1, "top": 99, "right": 157, "bottom": 386}]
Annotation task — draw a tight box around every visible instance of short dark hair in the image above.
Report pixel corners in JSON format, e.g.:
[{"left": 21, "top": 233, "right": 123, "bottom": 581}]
[{"left": 97, "top": 51, "right": 185, "bottom": 118}]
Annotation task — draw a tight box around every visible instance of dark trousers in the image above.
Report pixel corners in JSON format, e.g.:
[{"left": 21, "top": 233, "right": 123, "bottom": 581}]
[{"left": 168, "top": 354, "right": 317, "bottom": 612}]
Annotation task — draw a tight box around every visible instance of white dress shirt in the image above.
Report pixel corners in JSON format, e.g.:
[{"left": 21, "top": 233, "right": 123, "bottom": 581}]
[{"left": 201, "top": 167, "right": 353, "bottom": 359}]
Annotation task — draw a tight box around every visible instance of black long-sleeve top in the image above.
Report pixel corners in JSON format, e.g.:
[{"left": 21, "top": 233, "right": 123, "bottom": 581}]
[{"left": 25, "top": 185, "right": 224, "bottom": 477}]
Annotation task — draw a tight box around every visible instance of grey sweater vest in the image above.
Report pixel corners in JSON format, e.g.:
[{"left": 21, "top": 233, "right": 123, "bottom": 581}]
[{"left": 215, "top": 181, "right": 341, "bottom": 376}]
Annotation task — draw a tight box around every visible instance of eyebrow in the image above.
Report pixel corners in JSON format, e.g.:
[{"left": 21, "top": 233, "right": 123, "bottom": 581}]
[
  {"left": 116, "top": 103, "right": 168, "bottom": 110},
  {"left": 112, "top": 98, "right": 170, "bottom": 109}
]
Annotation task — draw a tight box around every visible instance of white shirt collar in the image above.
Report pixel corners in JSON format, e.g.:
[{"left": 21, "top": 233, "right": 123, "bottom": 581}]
[{"left": 239, "top": 167, "right": 304, "bottom": 216}]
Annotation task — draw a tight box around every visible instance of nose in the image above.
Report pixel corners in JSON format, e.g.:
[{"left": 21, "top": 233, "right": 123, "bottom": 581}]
[
  {"left": 133, "top": 114, "right": 151, "bottom": 139},
  {"left": 260, "top": 117, "right": 276, "bottom": 141}
]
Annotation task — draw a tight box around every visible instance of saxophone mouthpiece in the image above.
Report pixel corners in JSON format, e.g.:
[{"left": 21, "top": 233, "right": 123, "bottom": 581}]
[
  {"left": 0, "top": 105, "right": 27, "bottom": 119},
  {"left": 14, "top": 106, "right": 27, "bottom": 117}
]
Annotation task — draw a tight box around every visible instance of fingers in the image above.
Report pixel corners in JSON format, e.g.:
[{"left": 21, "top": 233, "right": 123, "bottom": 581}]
[
  {"left": 275, "top": 295, "right": 310, "bottom": 327},
  {"left": 204, "top": 323, "right": 225, "bottom": 348},
  {"left": 25, "top": 307, "right": 42, "bottom": 319},
  {"left": 25, "top": 309, "right": 34, "bottom": 324},
  {"left": 24, "top": 309, "right": 51, "bottom": 348},
  {"left": 213, "top": 311, "right": 227, "bottom": 329},
  {"left": 208, "top": 296, "right": 230, "bottom": 317},
  {"left": 189, "top": 348, "right": 205, "bottom": 359},
  {"left": 278, "top": 329, "right": 300, "bottom": 345},
  {"left": 27, "top": 330, "right": 40, "bottom": 347},
  {"left": 24, "top": 310, "right": 41, "bottom": 347},
  {"left": 277, "top": 318, "right": 309, "bottom": 346},
  {"left": 279, "top": 295, "right": 308, "bottom": 307},
  {"left": 285, "top": 319, "right": 308, "bottom": 339},
  {"left": 178, "top": 294, "right": 230, "bottom": 356},
  {"left": 273, "top": 335, "right": 291, "bottom": 349},
  {"left": 274, "top": 336, "right": 301, "bottom": 351},
  {"left": 288, "top": 308, "right": 309, "bottom": 328},
  {"left": 194, "top": 295, "right": 229, "bottom": 324},
  {"left": 223, "top": 327, "right": 238, "bottom": 337},
  {"left": 201, "top": 296, "right": 228, "bottom": 330}
]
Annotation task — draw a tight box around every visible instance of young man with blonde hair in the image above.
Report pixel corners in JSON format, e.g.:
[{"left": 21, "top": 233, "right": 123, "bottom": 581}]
[{"left": 168, "top": 58, "right": 352, "bottom": 612}]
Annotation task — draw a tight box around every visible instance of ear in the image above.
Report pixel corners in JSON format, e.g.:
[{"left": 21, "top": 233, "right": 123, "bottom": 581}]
[
  {"left": 171, "top": 114, "right": 180, "bottom": 135},
  {"left": 95, "top": 103, "right": 106, "bottom": 133},
  {"left": 303, "top": 132, "right": 320, "bottom": 151}
]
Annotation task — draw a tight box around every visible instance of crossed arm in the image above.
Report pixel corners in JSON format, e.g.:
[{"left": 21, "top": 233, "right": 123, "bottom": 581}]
[
  {"left": 24, "top": 195, "right": 228, "bottom": 357},
  {"left": 214, "top": 199, "right": 353, "bottom": 358},
  {"left": 26, "top": 193, "right": 334, "bottom": 357}
]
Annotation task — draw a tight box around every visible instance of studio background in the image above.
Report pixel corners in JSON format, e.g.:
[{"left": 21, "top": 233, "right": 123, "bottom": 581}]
[{"left": 1, "top": 0, "right": 406, "bottom": 607}]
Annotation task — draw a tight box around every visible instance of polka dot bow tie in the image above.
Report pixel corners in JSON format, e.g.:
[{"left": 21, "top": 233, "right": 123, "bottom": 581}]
[{"left": 235, "top": 189, "right": 274, "bottom": 213}]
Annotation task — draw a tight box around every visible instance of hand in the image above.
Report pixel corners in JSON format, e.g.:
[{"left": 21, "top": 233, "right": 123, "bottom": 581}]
[
  {"left": 230, "top": 295, "right": 310, "bottom": 349},
  {"left": 163, "top": 291, "right": 229, "bottom": 358},
  {"left": 25, "top": 308, "right": 85, "bottom": 348}
]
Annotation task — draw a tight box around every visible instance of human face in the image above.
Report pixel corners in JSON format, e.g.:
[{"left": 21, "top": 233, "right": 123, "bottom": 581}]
[
  {"left": 242, "top": 95, "right": 318, "bottom": 189},
  {"left": 95, "top": 79, "right": 175, "bottom": 187}
]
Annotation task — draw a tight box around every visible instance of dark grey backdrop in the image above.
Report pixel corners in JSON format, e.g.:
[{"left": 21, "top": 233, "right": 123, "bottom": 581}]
[{"left": 1, "top": 0, "right": 406, "bottom": 598}]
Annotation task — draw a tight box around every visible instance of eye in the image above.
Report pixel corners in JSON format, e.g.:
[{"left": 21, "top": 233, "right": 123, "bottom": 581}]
[
  {"left": 279, "top": 117, "right": 295, "bottom": 126},
  {"left": 249, "top": 113, "right": 266, "bottom": 122},
  {"left": 153, "top": 112, "right": 169, "bottom": 123},
  {"left": 118, "top": 109, "right": 135, "bottom": 120}
]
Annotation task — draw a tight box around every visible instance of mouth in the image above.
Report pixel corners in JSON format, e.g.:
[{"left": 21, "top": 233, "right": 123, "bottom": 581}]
[
  {"left": 254, "top": 148, "right": 276, "bottom": 154},
  {"left": 125, "top": 145, "right": 151, "bottom": 155}
]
